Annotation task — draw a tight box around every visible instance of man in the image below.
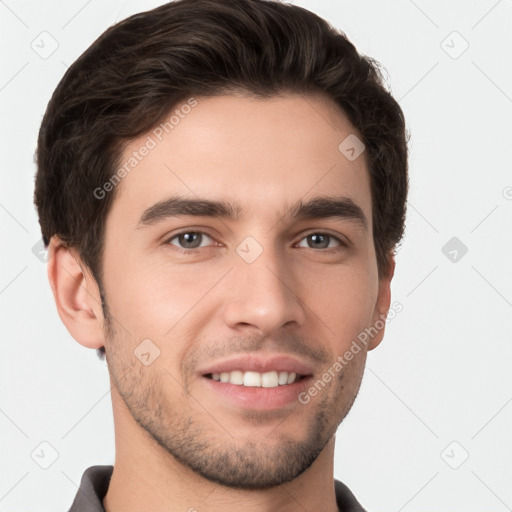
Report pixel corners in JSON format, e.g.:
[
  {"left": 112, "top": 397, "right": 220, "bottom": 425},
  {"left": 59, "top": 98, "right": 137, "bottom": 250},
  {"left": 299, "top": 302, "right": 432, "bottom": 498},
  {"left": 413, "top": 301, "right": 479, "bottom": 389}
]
[{"left": 34, "top": 0, "right": 408, "bottom": 510}]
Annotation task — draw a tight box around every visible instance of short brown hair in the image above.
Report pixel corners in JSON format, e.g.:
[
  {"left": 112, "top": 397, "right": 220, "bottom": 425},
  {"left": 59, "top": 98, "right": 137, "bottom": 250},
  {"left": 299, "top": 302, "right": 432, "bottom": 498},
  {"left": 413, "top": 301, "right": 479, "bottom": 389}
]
[{"left": 34, "top": 0, "right": 408, "bottom": 358}]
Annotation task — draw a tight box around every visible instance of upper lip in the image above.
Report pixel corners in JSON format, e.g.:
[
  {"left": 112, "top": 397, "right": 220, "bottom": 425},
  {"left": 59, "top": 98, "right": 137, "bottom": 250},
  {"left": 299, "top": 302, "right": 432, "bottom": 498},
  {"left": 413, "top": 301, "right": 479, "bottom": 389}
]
[{"left": 198, "top": 354, "right": 315, "bottom": 376}]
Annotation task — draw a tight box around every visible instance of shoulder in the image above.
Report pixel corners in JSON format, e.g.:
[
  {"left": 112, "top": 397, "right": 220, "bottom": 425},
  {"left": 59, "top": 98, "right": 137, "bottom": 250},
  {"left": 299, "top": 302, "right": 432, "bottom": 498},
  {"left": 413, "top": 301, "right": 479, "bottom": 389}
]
[
  {"left": 334, "top": 478, "right": 368, "bottom": 512},
  {"left": 67, "top": 465, "right": 113, "bottom": 512}
]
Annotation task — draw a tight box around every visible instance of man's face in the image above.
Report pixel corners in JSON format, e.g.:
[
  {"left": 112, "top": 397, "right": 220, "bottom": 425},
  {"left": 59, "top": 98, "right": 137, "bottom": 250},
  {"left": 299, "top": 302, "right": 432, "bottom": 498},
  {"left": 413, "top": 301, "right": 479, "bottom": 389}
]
[{"left": 99, "top": 93, "right": 392, "bottom": 489}]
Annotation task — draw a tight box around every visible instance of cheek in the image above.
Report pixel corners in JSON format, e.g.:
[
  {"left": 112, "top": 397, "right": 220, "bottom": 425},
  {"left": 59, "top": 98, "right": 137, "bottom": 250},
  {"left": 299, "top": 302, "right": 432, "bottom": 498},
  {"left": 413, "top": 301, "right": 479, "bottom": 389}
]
[
  {"left": 104, "top": 254, "right": 223, "bottom": 341},
  {"left": 302, "top": 264, "right": 378, "bottom": 349}
]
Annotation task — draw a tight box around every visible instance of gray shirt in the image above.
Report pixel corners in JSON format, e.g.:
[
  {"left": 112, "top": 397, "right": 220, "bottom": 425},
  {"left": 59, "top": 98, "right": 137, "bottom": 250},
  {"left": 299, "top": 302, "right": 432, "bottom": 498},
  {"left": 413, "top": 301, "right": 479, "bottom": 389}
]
[{"left": 67, "top": 465, "right": 367, "bottom": 512}]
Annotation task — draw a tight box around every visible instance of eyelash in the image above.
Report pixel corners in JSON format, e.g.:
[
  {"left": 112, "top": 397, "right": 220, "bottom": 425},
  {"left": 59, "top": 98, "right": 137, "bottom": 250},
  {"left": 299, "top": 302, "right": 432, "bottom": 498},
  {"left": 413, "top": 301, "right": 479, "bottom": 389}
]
[{"left": 164, "top": 230, "right": 348, "bottom": 253}]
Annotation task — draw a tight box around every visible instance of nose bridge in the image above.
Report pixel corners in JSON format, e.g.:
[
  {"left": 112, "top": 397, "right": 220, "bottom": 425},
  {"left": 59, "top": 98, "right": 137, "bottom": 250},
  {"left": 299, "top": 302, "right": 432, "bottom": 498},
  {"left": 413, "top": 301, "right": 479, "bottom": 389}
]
[{"left": 222, "top": 235, "right": 306, "bottom": 333}]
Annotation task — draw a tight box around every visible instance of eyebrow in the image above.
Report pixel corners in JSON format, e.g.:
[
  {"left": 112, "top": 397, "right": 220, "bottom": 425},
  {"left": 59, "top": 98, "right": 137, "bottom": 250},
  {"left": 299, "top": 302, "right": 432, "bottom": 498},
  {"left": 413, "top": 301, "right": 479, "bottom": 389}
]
[{"left": 136, "top": 195, "right": 368, "bottom": 231}]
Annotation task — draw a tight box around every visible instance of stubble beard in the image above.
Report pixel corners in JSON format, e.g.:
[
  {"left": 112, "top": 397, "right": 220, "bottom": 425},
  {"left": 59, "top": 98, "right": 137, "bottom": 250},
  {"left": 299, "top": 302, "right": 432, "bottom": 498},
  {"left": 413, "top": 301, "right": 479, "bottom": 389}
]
[{"left": 102, "top": 298, "right": 364, "bottom": 490}]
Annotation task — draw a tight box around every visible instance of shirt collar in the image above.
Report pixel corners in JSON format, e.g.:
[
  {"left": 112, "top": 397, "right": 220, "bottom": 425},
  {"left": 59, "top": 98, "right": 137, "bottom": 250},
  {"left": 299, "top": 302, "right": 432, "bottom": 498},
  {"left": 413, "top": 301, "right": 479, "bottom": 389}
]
[{"left": 67, "top": 465, "right": 366, "bottom": 512}]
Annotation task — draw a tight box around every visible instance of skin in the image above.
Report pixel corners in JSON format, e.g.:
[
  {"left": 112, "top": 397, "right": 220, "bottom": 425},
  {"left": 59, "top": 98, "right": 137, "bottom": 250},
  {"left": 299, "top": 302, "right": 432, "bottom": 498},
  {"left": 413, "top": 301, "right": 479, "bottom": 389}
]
[{"left": 48, "top": 92, "right": 395, "bottom": 512}]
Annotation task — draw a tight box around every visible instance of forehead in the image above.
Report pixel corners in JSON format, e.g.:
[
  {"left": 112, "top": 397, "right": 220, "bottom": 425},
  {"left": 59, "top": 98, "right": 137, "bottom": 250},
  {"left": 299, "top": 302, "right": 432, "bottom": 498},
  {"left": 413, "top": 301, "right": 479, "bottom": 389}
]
[{"left": 108, "top": 93, "right": 372, "bottom": 231}]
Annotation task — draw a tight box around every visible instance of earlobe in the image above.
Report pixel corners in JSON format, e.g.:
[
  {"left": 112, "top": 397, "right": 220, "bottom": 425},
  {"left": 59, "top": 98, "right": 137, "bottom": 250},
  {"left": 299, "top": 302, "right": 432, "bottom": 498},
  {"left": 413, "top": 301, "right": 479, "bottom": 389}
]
[
  {"left": 367, "top": 254, "right": 396, "bottom": 351},
  {"left": 47, "top": 236, "right": 105, "bottom": 350}
]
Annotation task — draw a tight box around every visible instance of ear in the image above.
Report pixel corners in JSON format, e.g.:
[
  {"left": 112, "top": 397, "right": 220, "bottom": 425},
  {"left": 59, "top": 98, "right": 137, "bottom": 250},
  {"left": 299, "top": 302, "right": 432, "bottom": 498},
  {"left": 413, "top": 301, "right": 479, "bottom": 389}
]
[
  {"left": 47, "top": 236, "right": 105, "bottom": 350},
  {"left": 367, "top": 253, "right": 396, "bottom": 351}
]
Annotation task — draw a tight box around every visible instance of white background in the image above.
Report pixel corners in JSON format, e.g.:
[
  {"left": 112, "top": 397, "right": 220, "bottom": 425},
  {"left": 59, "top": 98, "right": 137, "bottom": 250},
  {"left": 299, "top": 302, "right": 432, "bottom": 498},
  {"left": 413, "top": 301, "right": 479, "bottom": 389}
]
[{"left": 1, "top": 1, "right": 511, "bottom": 510}]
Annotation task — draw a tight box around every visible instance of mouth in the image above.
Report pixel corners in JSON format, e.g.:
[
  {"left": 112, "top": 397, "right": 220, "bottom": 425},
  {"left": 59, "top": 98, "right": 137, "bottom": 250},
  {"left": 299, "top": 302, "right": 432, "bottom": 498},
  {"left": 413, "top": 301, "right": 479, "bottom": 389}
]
[{"left": 197, "top": 354, "right": 315, "bottom": 410}]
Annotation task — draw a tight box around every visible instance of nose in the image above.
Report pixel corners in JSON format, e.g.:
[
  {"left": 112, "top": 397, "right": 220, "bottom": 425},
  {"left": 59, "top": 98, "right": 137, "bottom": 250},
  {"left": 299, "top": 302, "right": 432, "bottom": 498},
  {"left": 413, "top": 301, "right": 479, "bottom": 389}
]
[{"left": 221, "top": 241, "right": 307, "bottom": 336}]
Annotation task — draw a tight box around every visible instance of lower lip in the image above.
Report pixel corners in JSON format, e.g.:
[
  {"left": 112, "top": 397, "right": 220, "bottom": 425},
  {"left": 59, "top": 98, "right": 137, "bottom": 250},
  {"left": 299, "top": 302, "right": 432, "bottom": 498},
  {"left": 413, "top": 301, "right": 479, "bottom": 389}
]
[{"left": 201, "top": 376, "right": 313, "bottom": 410}]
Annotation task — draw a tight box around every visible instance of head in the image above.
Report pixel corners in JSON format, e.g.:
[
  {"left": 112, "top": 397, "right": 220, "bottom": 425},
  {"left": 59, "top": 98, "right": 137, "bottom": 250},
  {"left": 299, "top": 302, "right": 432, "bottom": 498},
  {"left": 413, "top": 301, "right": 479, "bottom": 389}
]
[{"left": 34, "top": 0, "right": 407, "bottom": 490}]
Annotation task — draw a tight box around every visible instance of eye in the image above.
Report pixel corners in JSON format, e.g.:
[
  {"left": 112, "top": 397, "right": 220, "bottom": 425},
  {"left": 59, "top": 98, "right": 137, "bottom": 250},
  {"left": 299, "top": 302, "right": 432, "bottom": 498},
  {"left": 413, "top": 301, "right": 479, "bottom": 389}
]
[
  {"left": 165, "top": 230, "right": 347, "bottom": 253},
  {"left": 166, "top": 231, "right": 215, "bottom": 250},
  {"left": 296, "top": 233, "right": 345, "bottom": 250}
]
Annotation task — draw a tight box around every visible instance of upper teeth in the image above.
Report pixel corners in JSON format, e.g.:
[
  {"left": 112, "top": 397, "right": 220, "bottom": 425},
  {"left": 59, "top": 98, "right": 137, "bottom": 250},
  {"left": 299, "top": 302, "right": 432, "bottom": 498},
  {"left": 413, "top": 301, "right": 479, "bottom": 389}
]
[{"left": 210, "top": 370, "right": 298, "bottom": 387}]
